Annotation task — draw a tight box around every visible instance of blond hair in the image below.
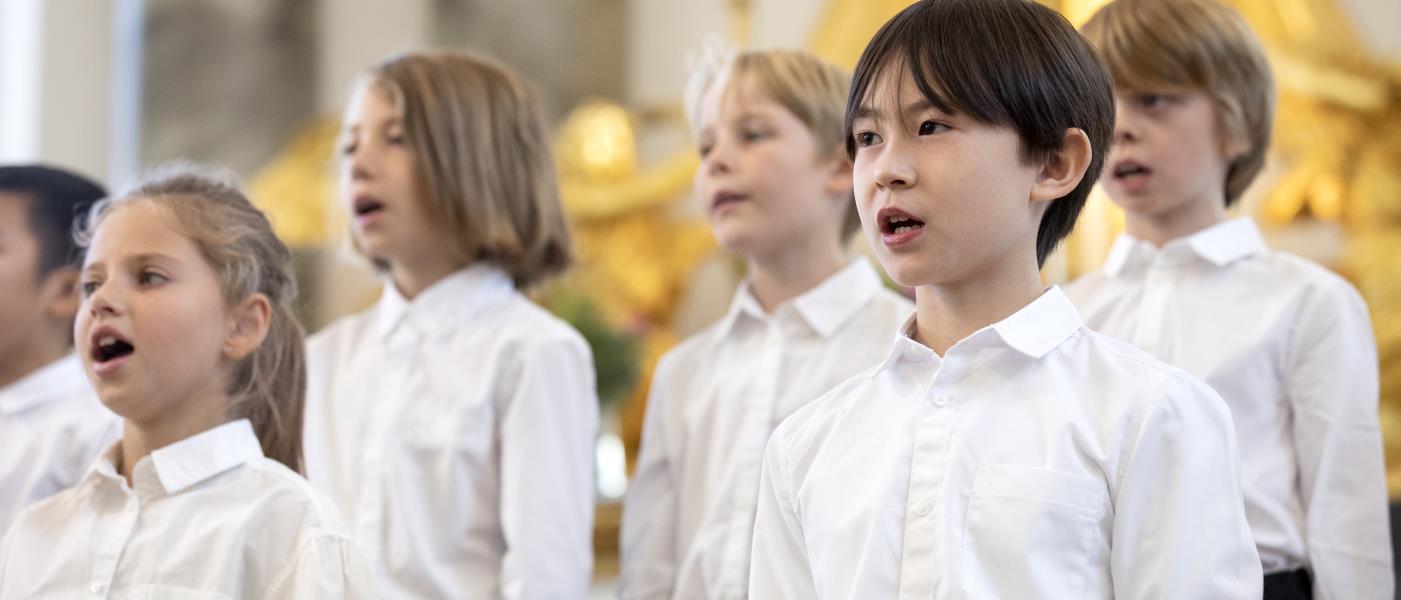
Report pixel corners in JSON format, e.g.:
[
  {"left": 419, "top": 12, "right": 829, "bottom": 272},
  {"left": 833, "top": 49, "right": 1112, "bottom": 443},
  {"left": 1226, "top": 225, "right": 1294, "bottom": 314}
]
[
  {"left": 361, "top": 50, "right": 571, "bottom": 288},
  {"left": 685, "top": 45, "right": 861, "bottom": 239},
  {"left": 78, "top": 163, "right": 307, "bottom": 473},
  {"left": 1083, "top": 0, "right": 1275, "bottom": 206}
]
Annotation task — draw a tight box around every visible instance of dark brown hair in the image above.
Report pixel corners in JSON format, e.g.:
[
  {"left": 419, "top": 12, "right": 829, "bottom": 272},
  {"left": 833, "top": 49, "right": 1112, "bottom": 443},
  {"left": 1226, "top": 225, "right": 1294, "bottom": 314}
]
[
  {"left": 0, "top": 165, "right": 106, "bottom": 277},
  {"left": 845, "top": 0, "right": 1116, "bottom": 266}
]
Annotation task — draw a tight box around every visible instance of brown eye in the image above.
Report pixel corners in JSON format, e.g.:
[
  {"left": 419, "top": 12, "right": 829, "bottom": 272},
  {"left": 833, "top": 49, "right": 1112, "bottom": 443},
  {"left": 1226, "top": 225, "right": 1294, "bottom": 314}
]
[{"left": 918, "top": 121, "right": 948, "bottom": 136}]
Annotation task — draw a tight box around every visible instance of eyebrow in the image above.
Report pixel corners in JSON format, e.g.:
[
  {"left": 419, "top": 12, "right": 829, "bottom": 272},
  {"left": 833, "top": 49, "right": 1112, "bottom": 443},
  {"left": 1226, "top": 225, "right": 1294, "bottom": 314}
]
[
  {"left": 84, "top": 252, "right": 183, "bottom": 274},
  {"left": 342, "top": 115, "right": 402, "bottom": 134},
  {"left": 851, "top": 99, "right": 939, "bottom": 124}
]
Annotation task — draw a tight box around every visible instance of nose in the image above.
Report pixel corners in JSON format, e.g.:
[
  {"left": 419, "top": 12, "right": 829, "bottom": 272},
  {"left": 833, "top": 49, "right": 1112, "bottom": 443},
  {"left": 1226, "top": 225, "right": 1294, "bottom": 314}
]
[
  {"left": 346, "top": 142, "right": 375, "bottom": 182},
  {"left": 1113, "top": 101, "right": 1138, "bottom": 146},
  {"left": 872, "top": 145, "right": 916, "bottom": 191},
  {"left": 703, "top": 137, "right": 732, "bottom": 177},
  {"left": 86, "top": 282, "right": 121, "bottom": 319}
]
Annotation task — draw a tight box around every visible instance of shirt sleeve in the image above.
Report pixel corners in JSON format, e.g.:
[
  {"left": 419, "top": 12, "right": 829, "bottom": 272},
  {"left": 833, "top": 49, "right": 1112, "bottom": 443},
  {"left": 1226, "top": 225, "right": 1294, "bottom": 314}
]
[
  {"left": 618, "top": 357, "right": 680, "bottom": 599},
  {"left": 265, "top": 534, "right": 379, "bottom": 600},
  {"left": 1110, "top": 375, "right": 1263, "bottom": 599},
  {"left": 747, "top": 430, "right": 819, "bottom": 599},
  {"left": 1286, "top": 282, "right": 1394, "bottom": 599},
  {"left": 498, "top": 336, "right": 599, "bottom": 599}
]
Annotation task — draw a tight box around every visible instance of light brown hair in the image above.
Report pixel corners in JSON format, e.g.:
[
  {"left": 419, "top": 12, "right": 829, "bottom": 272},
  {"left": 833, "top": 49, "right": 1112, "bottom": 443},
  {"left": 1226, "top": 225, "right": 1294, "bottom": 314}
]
[
  {"left": 1082, "top": 0, "right": 1275, "bottom": 206},
  {"left": 77, "top": 163, "right": 306, "bottom": 473},
  {"left": 361, "top": 50, "right": 571, "bottom": 288},
  {"left": 685, "top": 45, "right": 862, "bottom": 239}
]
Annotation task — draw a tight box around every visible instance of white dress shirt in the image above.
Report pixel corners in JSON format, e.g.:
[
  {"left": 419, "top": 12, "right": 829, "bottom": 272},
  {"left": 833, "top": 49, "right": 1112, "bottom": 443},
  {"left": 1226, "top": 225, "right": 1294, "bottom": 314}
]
[
  {"left": 0, "top": 419, "right": 374, "bottom": 599},
  {"left": 1065, "top": 218, "right": 1393, "bottom": 598},
  {"left": 748, "top": 286, "right": 1263, "bottom": 599},
  {"left": 304, "top": 264, "right": 599, "bottom": 599},
  {"left": 0, "top": 354, "right": 119, "bottom": 536},
  {"left": 620, "top": 258, "right": 911, "bottom": 599}
]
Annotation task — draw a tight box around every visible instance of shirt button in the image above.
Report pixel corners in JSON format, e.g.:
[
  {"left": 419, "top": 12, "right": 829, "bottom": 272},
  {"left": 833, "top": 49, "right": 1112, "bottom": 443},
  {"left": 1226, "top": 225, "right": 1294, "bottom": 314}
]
[
  {"left": 89, "top": 581, "right": 105, "bottom": 594},
  {"left": 914, "top": 502, "right": 932, "bottom": 517},
  {"left": 931, "top": 393, "right": 950, "bottom": 407}
]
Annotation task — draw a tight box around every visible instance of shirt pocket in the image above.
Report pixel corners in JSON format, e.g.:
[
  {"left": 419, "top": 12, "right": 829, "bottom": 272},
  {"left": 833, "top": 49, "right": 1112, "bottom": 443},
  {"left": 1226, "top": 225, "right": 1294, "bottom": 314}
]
[{"left": 961, "top": 463, "right": 1108, "bottom": 600}]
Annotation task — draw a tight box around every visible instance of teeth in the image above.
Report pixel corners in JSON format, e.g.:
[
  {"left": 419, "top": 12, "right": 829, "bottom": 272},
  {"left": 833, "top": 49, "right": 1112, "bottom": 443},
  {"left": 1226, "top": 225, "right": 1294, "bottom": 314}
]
[
  {"left": 99, "top": 335, "right": 117, "bottom": 348},
  {"left": 893, "top": 225, "right": 918, "bottom": 234},
  {"left": 888, "top": 215, "right": 910, "bottom": 225}
]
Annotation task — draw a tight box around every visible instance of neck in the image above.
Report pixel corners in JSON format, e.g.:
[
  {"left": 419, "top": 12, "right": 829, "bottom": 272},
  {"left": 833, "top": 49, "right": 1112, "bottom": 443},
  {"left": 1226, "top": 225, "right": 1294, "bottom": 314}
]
[
  {"left": 388, "top": 254, "right": 467, "bottom": 301},
  {"left": 0, "top": 331, "right": 68, "bottom": 390},
  {"left": 1125, "top": 192, "right": 1228, "bottom": 247},
  {"left": 746, "top": 235, "right": 848, "bottom": 313},
  {"left": 117, "top": 382, "right": 228, "bottom": 486},
  {"left": 912, "top": 250, "right": 1044, "bottom": 356}
]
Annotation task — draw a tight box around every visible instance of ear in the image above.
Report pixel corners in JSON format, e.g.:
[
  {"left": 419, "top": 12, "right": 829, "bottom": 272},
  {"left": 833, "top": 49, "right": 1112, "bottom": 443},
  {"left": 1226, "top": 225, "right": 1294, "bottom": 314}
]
[
  {"left": 223, "top": 293, "right": 271, "bottom": 361},
  {"left": 1030, "top": 128, "right": 1093, "bottom": 206},
  {"left": 38, "top": 267, "right": 81, "bottom": 321},
  {"left": 821, "top": 145, "right": 854, "bottom": 197},
  {"left": 1221, "top": 129, "right": 1250, "bottom": 162}
]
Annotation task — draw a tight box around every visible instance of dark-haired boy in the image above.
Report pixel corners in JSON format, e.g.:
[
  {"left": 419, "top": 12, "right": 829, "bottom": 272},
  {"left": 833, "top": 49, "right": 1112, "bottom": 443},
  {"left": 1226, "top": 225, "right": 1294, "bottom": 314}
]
[
  {"left": 747, "top": 0, "right": 1261, "bottom": 597},
  {"left": 0, "top": 165, "right": 119, "bottom": 535}
]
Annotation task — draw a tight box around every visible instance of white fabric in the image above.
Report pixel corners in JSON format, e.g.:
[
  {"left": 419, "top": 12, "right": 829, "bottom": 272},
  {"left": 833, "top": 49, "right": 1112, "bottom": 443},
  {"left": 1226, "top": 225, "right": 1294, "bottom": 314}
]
[
  {"left": 749, "top": 286, "right": 1262, "bottom": 599},
  {"left": 1066, "top": 217, "right": 1394, "bottom": 599},
  {"left": 0, "top": 419, "right": 374, "bottom": 599},
  {"left": 304, "top": 264, "right": 599, "bottom": 599},
  {"left": 0, "top": 353, "right": 119, "bottom": 536},
  {"left": 620, "top": 258, "right": 911, "bottom": 599}
]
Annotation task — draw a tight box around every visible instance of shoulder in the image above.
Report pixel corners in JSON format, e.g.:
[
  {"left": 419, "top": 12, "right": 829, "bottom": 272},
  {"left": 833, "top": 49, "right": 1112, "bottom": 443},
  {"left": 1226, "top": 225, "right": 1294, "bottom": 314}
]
[
  {"left": 1062, "top": 270, "right": 1109, "bottom": 300},
  {"left": 767, "top": 367, "right": 882, "bottom": 465},
  {"left": 305, "top": 304, "right": 378, "bottom": 360},
  {"left": 1067, "top": 329, "right": 1233, "bottom": 428},
  {"left": 238, "top": 459, "right": 354, "bottom": 539}
]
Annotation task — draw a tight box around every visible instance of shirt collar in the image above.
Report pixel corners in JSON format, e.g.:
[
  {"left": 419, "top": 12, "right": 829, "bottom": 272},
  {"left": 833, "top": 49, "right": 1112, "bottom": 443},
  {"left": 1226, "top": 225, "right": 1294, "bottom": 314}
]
[
  {"left": 373, "top": 263, "right": 516, "bottom": 340},
  {"left": 713, "top": 258, "right": 888, "bottom": 343},
  {"left": 879, "top": 286, "right": 1083, "bottom": 368},
  {"left": 1103, "top": 218, "right": 1266, "bottom": 277},
  {"left": 87, "top": 419, "right": 265, "bottom": 498},
  {"left": 1183, "top": 217, "right": 1266, "bottom": 267},
  {"left": 148, "top": 419, "right": 264, "bottom": 495},
  {"left": 988, "top": 286, "right": 1085, "bottom": 358},
  {"left": 0, "top": 354, "right": 87, "bottom": 415}
]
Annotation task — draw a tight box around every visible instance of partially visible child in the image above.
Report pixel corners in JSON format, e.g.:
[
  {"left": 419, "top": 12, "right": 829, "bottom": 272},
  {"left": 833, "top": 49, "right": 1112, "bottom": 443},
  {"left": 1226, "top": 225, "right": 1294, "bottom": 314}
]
[
  {"left": 0, "top": 165, "right": 120, "bottom": 535},
  {"left": 748, "top": 0, "right": 1262, "bottom": 597},
  {"left": 1065, "top": 0, "right": 1393, "bottom": 597},
  {"left": 303, "top": 50, "right": 598, "bottom": 598},
  {"left": 0, "top": 164, "right": 373, "bottom": 598},
  {"left": 619, "top": 47, "right": 912, "bottom": 598}
]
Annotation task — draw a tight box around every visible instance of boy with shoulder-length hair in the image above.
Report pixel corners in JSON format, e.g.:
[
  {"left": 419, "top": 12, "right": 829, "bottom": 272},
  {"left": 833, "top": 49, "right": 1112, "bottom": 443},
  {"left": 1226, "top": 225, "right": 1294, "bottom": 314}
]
[
  {"left": 748, "top": 0, "right": 1262, "bottom": 597},
  {"left": 1067, "top": 0, "right": 1393, "bottom": 597}
]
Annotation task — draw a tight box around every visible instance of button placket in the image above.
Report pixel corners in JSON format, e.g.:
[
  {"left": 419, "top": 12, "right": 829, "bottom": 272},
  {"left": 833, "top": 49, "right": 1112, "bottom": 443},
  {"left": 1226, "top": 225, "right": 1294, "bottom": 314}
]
[
  {"left": 354, "top": 333, "right": 417, "bottom": 559},
  {"left": 719, "top": 321, "right": 785, "bottom": 596}
]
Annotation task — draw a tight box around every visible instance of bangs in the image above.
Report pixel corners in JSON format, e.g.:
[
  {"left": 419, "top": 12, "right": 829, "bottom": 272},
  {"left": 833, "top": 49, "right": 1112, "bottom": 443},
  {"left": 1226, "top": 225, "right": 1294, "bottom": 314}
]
[{"left": 1081, "top": 0, "right": 1209, "bottom": 93}]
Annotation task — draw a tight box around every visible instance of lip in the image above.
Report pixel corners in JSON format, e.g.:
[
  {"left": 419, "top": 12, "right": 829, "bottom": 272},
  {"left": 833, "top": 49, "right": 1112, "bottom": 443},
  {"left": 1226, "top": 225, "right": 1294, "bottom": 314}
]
[
  {"left": 876, "top": 206, "right": 926, "bottom": 249},
  {"left": 710, "top": 190, "right": 748, "bottom": 216},
  {"left": 89, "top": 325, "right": 133, "bottom": 378},
  {"left": 351, "top": 193, "right": 386, "bottom": 227},
  {"left": 1110, "top": 159, "right": 1152, "bottom": 194}
]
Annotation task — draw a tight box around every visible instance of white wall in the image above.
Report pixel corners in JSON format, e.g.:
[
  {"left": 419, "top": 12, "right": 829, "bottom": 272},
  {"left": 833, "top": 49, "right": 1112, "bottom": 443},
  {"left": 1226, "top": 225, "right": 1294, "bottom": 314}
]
[{"left": 0, "top": 0, "right": 115, "bottom": 184}]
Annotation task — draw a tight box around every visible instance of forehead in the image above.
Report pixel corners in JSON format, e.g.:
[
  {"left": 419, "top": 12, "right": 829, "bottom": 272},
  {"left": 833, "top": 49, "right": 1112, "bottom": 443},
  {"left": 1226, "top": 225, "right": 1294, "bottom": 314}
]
[
  {"left": 698, "top": 73, "right": 788, "bottom": 122},
  {"left": 342, "top": 80, "right": 402, "bottom": 126},
  {"left": 85, "top": 201, "right": 198, "bottom": 263},
  {"left": 0, "top": 191, "right": 34, "bottom": 229}
]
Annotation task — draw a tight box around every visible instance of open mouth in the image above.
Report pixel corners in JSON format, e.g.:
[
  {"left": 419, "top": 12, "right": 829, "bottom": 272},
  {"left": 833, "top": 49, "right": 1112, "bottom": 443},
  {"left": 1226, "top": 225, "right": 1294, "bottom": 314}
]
[
  {"left": 353, "top": 196, "right": 385, "bottom": 219},
  {"left": 91, "top": 330, "right": 135, "bottom": 365},
  {"left": 1113, "top": 161, "right": 1151, "bottom": 179},
  {"left": 711, "top": 191, "right": 748, "bottom": 212},
  {"left": 878, "top": 208, "right": 926, "bottom": 236}
]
